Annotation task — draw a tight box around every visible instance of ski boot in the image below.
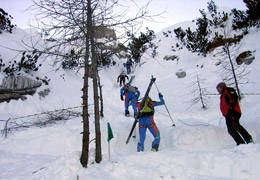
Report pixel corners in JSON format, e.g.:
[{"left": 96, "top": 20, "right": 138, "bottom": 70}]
[
  {"left": 125, "top": 110, "right": 130, "bottom": 117},
  {"left": 151, "top": 144, "right": 159, "bottom": 152}
]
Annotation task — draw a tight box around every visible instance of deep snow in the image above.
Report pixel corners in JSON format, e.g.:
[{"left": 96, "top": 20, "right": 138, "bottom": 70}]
[{"left": 0, "top": 19, "right": 260, "bottom": 180}]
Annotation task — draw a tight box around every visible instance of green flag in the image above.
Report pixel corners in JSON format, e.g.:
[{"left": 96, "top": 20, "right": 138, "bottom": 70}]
[{"left": 107, "top": 122, "right": 114, "bottom": 142}]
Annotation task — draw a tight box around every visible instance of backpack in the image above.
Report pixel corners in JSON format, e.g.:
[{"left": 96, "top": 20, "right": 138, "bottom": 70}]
[
  {"left": 120, "top": 72, "right": 126, "bottom": 76},
  {"left": 125, "top": 85, "right": 138, "bottom": 94},
  {"left": 225, "top": 87, "right": 238, "bottom": 107},
  {"left": 226, "top": 87, "right": 238, "bottom": 101},
  {"left": 139, "top": 98, "right": 154, "bottom": 117}
]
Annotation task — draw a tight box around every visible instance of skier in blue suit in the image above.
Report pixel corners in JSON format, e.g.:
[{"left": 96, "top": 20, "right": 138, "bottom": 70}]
[
  {"left": 120, "top": 83, "right": 140, "bottom": 117},
  {"left": 125, "top": 59, "right": 133, "bottom": 74},
  {"left": 134, "top": 93, "right": 165, "bottom": 152}
]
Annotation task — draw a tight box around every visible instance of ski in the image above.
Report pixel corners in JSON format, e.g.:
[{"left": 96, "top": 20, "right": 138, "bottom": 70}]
[
  {"left": 128, "top": 75, "right": 135, "bottom": 85},
  {"left": 126, "top": 75, "right": 156, "bottom": 144}
]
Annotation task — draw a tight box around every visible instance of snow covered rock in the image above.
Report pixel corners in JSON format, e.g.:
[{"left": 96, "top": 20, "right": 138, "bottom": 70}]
[
  {"left": 236, "top": 50, "right": 255, "bottom": 65},
  {"left": 0, "top": 75, "right": 42, "bottom": 103},
  {"left": 176, "top": 69, "right": 186, "bottom": 78}
]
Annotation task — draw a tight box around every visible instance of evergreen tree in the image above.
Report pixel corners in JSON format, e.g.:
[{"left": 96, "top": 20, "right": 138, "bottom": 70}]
[
  {"left": 62, "top": 49, "right": 82, "bottom": 70},
  {"left": 0, "top": 8, "right": 15, "bottom": 34},
  {"left": 172, "top": 0, "right": 247, "bottom": 57},
  {"left": 0, "top": 50, "right": 42, "bottom": 76},
  {"left": 127, "top": 28, "right": 156, "bottom": 63},
  {"left": 244, "top": 0, "right": 260, "bottom": 22},
  {"left": 232, "top": 9, "right": 248, "bottom": 30},
  {"left": 232, "top": 0, "right": 260, "bottom": 30}
]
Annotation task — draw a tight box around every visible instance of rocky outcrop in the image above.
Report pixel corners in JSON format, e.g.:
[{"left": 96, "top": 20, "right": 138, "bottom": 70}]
[
  {"left": 94, "top": 26, "right": 128, "bottom": 59},
  {"left": 94, "top": 26, "right": 117, "bottom": 40},
  {"left": 163, "top": 55, "right": 179, "bottom": 61},
  {"left": 38, "top": 88, "right": 50, "bottom": 99},
  {"left": 176, "top": 69, "right": 186, "bottom": 78},
  {"left": 208, "top": 37, "right": 242, "bottom": 53},
  {"left": 236, "top": 50, "right": 255, "bottom": 65},
  {"left": 0, "top": 76, "right": 42, "bottom": 103}
]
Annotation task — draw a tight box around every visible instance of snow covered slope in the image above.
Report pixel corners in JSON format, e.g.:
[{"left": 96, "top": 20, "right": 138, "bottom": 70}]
[{"left": 0, "top": 21, "right": 260, "bottom": 180}]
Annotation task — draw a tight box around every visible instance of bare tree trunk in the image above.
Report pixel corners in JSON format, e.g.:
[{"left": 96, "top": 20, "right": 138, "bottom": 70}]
[
  {"left": 80, "top": 42, "right": 90, "bottom": 167},
  {"left": 196, "top": 74, "right": 206, "bottom": 109},
  {"left": 80, "top": 1, "right": 90, "bottom": 168},
  {"left": 225, "top": 44, "right": 241, "bottom": 100},
  {"left": 187, "top": 72, "right": 209, "bottom": 109},
  {"left": 93, "top": 66, "right": 102, "bottom": 163},
  {"left": 88, "top": 0, "right": 102, "bottom": 163},
  {"left": 98, "top": 76, "right": 104, "bottom": 118}
]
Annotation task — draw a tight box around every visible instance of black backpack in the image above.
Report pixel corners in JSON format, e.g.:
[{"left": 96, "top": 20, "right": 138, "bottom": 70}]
[{"left": 125, "top": 85, "right": 138, "bottom": 94}]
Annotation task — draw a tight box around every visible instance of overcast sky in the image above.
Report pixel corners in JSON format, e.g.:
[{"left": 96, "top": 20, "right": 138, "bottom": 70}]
[{"left": 1, "top": 0, "right": 247, "bottom": 32}]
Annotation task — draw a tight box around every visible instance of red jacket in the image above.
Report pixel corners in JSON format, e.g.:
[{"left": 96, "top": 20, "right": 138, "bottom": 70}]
[{"left": 220, "top": 87, "right": 241, "bottom": 117}]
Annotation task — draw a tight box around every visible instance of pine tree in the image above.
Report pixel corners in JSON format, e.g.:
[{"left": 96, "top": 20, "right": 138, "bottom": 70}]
[
  {"left": 127, "top": 28, "right": 156, "bottom": 63},
  {"left": 0, "top": 8, "right": 15, "bottom": 34},
  {"left": 232, "top": 0, "right": 260, "bottom": 30}
]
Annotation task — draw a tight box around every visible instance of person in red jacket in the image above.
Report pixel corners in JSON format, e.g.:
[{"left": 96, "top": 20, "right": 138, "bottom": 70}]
[{"left": 216, "top": 82, "right": 254, "bottom": 145}]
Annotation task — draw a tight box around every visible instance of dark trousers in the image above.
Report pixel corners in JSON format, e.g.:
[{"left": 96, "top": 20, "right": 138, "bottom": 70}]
[
  {"left": 119, "top": 79, "right": 125, "bottom": 86},
  {"left": 225, "top": 111, "right": 252, "bottom": 145}
]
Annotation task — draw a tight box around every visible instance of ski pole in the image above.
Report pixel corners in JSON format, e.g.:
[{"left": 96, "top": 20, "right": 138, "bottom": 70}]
[{"left": 154, "top": 82, "right": 175, "bottom": 126}]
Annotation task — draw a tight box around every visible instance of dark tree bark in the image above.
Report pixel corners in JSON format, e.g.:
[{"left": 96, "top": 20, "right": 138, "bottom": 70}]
[
  {"left": 88, "top": 0, "right": 102, "bottom": 163},
  {"left": 224, "top": 44, "right": 241, "bottom": 100},
  {"left": 98, "top": 76, "right": 104, "bottom": 118},
  {"left": 80, "top": 37, "right": 90, "bottom": 168}
]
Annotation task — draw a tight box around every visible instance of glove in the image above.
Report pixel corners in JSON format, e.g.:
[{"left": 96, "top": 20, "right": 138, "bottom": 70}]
[
  {"left": 121, "top": 95, "right": 124, "bottom": 101},
  {"left": 159, "top": 93, "right": 163, "bottom": 98}
]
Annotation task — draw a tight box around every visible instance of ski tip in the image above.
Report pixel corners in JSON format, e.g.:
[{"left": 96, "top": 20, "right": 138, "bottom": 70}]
[{"left": 151, "top": 76, "right": 156, "bottom": 82}]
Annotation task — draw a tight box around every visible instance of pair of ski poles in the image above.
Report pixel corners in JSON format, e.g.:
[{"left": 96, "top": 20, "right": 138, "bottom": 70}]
[
  {"left": 153, "top": 82, "right": 175, "bottom": 127},
  {"left": 131, "top": 78, "right": 175, "bottom": 141},
  {"left": 133, "top": 81, "right": 175, "bottom": 131}
]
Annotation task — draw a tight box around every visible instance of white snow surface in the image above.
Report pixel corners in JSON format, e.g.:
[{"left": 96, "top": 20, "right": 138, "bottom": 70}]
[{"left": 0, "top": 22, "right": 260, "bottom": 180}]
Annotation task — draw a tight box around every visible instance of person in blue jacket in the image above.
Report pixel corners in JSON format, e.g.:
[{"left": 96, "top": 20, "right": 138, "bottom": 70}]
[
  {"left": 125, "top": 59, "right": 133, "bottom": 74},
  {"left": 134, "top": 93, "right": 165, "bottom": 152},
  {"left": 120, "top": 83, "right": 140, "bottom": 117}
]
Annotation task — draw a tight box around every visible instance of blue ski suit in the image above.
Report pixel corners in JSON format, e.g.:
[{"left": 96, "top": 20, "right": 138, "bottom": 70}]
[
  {"left": 120, "top": 85, "right": 140, "bottom": 115},
  {"left": 134, "top": 93, "right": 165, "bottom": 152},
  {"left": 125, "top": 60, "right": 133, "bottom": 74}
]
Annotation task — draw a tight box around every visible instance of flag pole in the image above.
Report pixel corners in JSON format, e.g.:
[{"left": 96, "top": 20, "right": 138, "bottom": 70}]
[{"left": 108, "top": 141, "right": 111, "bottom": 161}]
